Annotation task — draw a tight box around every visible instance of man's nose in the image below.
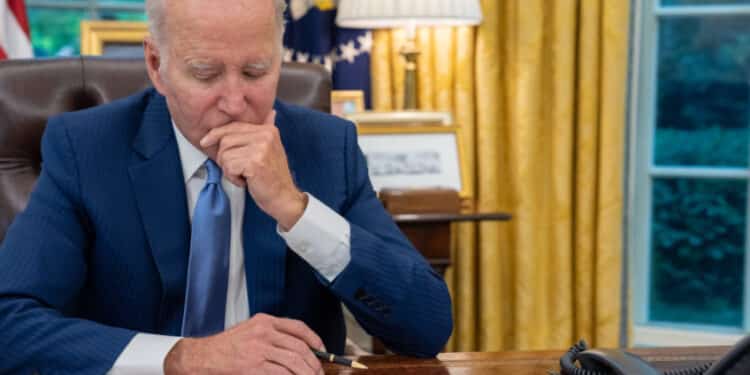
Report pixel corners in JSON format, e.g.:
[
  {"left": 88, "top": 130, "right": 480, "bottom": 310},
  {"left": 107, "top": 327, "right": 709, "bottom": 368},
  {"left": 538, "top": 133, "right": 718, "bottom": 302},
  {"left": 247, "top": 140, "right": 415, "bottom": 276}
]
[{"left": 218, "top": 80, "right": 249, "bottom": 117}]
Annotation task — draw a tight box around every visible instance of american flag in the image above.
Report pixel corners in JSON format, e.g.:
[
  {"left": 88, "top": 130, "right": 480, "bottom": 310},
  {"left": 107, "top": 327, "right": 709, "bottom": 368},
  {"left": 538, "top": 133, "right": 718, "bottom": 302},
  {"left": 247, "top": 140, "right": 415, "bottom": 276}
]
[
  {"left": 0, "top": 0, "right": 32, "bottom": 60},
  {"left": 283, "top": 0, "right": 371, "bottom": 108}
]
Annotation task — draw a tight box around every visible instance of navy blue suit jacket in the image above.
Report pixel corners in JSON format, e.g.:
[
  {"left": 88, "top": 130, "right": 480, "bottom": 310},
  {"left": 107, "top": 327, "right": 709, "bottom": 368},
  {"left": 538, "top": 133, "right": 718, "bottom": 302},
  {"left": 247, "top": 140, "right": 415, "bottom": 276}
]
[{"left": 0, "top": 89, "right": 452, "bottom": 374}]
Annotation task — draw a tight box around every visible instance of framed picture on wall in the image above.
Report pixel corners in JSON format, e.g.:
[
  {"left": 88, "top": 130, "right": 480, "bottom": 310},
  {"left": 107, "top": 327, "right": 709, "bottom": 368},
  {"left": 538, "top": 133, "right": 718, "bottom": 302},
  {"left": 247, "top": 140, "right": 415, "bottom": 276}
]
[
  {"left": 357, "top": 125, "right": 469, "bottom": 198},
  {"left": 331, "top": 90, "right": 364, "bottom": 117},
  {"left": 80, "top": 21, "right": 148, "bottom": 57},
  {"left": 346, "top": 110, "right": 453, "bottom": 126}
]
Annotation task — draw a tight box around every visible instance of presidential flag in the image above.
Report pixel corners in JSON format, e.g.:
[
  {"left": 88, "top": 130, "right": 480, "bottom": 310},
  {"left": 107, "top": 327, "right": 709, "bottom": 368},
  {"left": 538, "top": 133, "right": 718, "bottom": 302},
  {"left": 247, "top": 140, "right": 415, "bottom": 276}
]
[
  {"left": 283, "top": 0, "right": 372, "bottom": 108},
  {"left": 0, "top": 0, "right": 32, "bottom": 60}
]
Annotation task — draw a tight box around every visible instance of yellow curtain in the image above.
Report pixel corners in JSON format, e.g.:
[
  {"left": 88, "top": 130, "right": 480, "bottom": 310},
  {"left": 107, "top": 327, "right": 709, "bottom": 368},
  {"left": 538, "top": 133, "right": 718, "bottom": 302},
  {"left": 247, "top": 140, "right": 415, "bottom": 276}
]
[{"left": 371, "top": 0, "right": 630, "bottom": 351}]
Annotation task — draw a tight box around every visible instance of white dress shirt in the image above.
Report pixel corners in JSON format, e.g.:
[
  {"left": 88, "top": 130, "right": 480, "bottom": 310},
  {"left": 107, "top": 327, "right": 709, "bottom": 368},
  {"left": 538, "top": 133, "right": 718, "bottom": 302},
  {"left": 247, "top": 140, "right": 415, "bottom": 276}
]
[{"left": 108, "top": 123, "right": 351, "bottom": 374}]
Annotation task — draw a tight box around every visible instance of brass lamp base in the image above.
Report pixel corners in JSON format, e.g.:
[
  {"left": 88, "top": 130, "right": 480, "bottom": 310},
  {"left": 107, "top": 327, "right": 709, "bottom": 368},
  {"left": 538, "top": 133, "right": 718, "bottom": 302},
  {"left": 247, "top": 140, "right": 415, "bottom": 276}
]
[{"left": 400, "top": 34, "right": 420, "bottom": 110}]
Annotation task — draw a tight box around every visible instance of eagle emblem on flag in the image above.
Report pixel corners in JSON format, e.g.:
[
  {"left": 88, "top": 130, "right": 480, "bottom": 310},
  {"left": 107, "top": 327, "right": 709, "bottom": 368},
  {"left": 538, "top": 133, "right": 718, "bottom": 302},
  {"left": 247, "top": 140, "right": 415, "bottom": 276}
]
[{"left": 289, "top": 0, "right": 337, "bottom": 21}]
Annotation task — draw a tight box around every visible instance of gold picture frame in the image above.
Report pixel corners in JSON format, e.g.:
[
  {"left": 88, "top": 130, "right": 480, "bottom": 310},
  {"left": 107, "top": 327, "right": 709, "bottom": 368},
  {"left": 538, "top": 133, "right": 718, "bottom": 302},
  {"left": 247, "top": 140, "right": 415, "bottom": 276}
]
[
  {"left": 80, "top": 20, "right": 149, "bottom": 56},
  {"left": 331, "top": 90, "right": 364, "bottom": 118},
  {"left": 356, "top": 125, "right": 469, "bottom": 199},
  {"left": 346, "top": 110, "right": 453, "bottom": 126}
]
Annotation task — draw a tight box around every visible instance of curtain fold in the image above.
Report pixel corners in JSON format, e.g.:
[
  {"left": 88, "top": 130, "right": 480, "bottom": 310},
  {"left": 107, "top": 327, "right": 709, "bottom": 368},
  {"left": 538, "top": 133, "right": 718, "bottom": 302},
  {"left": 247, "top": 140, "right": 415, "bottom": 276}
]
[{"left": 370, "top": 0, "right": 629, "bottom": 351}]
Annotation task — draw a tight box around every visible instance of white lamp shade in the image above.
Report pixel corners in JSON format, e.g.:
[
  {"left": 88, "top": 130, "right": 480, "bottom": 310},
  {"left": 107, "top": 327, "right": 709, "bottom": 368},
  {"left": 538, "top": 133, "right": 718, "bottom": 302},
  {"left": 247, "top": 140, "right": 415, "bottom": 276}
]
[{"left": 336, "top": 0, "right": 483, "bottom": 29}]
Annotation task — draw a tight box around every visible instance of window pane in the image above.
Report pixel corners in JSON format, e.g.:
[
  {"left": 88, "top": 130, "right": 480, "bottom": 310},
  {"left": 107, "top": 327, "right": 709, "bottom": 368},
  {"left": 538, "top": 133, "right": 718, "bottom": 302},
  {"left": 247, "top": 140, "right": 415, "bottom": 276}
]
[
  {"left": 654, "top": 16, "right": 750, "bottom": 167},
  {"left": 663, "top": 0, "right": 750, "bottom": 5},
  {"left": 649, "top": 178, "right": 746, "bottom": 327},
  {"left": 28, "top": 8, "right": 87, "bottom": 57}
]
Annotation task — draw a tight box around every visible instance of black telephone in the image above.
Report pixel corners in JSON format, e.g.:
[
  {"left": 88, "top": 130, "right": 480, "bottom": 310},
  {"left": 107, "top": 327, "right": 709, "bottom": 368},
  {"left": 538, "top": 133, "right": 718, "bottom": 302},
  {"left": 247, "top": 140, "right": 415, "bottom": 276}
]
[{"left": 559, "top": 334, "right": 750, "bottom": 375}]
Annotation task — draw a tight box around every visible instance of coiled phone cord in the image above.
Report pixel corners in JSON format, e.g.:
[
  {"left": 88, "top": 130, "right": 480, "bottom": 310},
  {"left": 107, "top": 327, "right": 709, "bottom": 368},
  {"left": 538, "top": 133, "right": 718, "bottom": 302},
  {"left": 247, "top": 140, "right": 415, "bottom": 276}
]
[
  {"left": 559, "top": 340, "right": 603, "bottom": 375},
  {"left": 559, "top": 340, "right": 714, "bottom": 375}
]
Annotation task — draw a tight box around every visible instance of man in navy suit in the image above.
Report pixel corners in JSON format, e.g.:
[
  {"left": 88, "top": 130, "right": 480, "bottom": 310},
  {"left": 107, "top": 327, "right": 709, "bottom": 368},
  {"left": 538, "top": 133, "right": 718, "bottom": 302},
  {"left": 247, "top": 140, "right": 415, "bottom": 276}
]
[{"left": 0, "top": 0, "right": 452, "bottom": 374}]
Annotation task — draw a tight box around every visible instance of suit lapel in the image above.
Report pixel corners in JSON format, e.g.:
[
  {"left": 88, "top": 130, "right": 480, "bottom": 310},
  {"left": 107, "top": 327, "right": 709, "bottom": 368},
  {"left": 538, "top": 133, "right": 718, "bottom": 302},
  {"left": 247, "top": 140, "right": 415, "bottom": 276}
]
[
  {"left": 128, "top": 92, "right": 190, "bottom": 334},
  {"left": 244, "top": 102, "right": 299, "bottom": 316}
]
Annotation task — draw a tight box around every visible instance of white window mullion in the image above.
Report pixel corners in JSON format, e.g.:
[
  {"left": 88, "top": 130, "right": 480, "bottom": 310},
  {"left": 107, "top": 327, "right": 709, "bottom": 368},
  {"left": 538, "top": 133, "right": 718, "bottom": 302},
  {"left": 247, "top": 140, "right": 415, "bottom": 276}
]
[
  {"left": 650, "top": 167, "right": 750, "bottom": 180},
  {"left": 629, "top": 0, "right": 660, "bottom": 327},
  {"left": 25, "top": 1, "right": 146, "bottom": 13},
  {"left": 24, "top": 1, "right": 89, "bottom": 9},
  {"left": 655, "top": 4, "right": 750, "bottom": 17},
  {"left": 89, "top": 0, "right": 99, "bottom": 20}
]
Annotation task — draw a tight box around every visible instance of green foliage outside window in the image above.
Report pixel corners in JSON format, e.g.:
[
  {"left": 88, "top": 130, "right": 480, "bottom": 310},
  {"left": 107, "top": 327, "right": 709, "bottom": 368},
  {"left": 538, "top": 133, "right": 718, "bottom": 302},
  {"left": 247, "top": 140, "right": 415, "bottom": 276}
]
[
  {"left": 649, "top": 15, "right": 750, "bottom": 327},
  {"left": 28, "top": 8, "right": 86, "bottom": 57},
  {"left": 650, "top": 166, "right": 747, "bottom": 327},
  {"left": 27, "top": 2, "right": 146, "bottom": 57}
]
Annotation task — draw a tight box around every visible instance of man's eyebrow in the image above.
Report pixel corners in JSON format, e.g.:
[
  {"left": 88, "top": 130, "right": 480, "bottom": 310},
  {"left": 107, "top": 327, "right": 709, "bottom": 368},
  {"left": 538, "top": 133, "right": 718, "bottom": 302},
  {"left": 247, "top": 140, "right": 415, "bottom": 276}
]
[
  {"left": 186, "top": 60, "right": 220, "bottom": 70},
  {"left": 244, "top": 60, "right": 272, "bottom": 70}
]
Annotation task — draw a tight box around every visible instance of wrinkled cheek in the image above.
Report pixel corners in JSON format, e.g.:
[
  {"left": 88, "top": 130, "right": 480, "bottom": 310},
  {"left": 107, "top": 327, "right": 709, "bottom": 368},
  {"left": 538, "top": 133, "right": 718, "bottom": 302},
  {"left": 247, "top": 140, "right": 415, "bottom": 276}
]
[
  {"left": 175, "top": 90, "right": 217, "bottom": 121},
  {"left": 251, "top": 81, "right": 279, "bottom": 109}
]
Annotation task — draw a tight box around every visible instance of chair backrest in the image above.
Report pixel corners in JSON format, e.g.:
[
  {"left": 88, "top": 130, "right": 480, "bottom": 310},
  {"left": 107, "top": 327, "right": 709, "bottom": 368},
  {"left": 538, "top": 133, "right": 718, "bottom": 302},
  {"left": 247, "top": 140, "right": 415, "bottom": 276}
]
[{"left": 0, "top": 57, "right": 332, "bottom": 242}]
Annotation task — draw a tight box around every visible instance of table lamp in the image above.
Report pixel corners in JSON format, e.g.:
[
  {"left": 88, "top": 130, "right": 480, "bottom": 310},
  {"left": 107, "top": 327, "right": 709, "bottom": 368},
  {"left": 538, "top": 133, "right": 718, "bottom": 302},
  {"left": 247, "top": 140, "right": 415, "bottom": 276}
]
[{"left": 336, "top": 0, "right": 482, "bottom": 110}]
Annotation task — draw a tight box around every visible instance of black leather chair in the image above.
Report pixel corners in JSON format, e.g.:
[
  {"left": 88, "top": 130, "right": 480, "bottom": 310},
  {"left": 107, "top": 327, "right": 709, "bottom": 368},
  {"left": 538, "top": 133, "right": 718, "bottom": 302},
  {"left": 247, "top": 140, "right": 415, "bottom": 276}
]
[{"left": 0, "top": 57, "right": 332, "bottom": 242}]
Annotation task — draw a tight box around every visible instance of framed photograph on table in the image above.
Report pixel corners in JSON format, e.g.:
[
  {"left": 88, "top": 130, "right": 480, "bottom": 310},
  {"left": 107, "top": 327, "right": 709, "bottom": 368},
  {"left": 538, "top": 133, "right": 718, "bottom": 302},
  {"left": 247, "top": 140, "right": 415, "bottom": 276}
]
[
  {"left": 80, "top": 21, "right": 148, "bottom": 57},
  {"left": 331, "top": 90, "right": 364, "bottom": 117},
  {"left": 357, "top": 125, "right": 469, "bottom": 198}
]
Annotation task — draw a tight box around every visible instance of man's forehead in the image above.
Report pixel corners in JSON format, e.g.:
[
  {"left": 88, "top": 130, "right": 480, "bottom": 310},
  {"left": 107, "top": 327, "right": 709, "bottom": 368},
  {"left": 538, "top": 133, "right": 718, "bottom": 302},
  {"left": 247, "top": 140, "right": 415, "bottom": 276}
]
[
  {"left": 164, "top": 0, "right": 272, "bottom": 17},
  {"left": 163, "top": 0, "right": 277, "bottom": 40}
]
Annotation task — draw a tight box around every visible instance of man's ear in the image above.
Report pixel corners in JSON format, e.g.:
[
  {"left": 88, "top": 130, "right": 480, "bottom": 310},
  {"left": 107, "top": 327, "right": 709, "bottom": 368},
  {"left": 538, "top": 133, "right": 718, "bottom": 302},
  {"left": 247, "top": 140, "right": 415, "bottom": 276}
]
[{"left": 143, "top": 37, "right": 167, "bottom": 95}]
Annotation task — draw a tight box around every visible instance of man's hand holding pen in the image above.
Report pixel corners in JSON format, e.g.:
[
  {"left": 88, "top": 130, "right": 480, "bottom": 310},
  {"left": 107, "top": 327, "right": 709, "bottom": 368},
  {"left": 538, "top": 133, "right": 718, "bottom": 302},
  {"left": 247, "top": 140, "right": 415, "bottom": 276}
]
[{"left": 164, "top": 313, "right": 326, "bottom": 375}]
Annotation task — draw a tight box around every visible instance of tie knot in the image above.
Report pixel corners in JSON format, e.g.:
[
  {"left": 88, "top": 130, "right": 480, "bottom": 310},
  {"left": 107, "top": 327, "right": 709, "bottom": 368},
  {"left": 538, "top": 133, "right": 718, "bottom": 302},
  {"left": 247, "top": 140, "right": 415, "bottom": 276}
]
[{"left": 204, "top": 159, "right": 222, "bottom": 184}]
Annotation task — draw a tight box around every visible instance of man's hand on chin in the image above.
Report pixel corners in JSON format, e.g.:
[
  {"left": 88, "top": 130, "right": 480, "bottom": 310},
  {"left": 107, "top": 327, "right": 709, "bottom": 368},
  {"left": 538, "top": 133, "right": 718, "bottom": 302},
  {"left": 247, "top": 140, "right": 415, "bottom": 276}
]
[
  {"left": 200, "top": 110, "right": 308, "bottom": 230},
  {"left": 163, "top": 313, "right": 325, "bottom": 375}
]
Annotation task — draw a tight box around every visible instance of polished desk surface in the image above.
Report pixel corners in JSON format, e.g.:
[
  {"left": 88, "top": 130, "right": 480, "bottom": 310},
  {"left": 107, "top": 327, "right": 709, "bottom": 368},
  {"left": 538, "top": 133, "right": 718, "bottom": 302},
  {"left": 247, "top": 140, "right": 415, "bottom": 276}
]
[{"left": 323, "top": 346, "right": 729, "bottom": 374}]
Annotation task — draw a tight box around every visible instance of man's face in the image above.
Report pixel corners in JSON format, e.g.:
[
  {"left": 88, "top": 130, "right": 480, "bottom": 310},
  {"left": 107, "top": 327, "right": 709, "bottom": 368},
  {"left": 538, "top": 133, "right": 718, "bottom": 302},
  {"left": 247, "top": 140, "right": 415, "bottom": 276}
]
[{"left": 145, "top": 0, "right": 281, "bottom": 157}]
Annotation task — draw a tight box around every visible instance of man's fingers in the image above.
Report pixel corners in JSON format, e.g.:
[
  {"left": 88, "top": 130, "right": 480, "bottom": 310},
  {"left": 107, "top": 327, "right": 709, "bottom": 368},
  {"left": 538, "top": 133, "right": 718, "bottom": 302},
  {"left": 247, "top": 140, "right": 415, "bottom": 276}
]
[
  {"left": 265, "top": 346, "right": 316, "bottom": 375},
  {"left": 273, "top": 318, "right": 326, "bottom": 352},
  {"left": 261, "top": 362, "right": 294, "bottom": 375},
  {"left": 218, "top": 156, "right": 249, "bottom": 187},
  {"left": 216, "top": 130, "right": 273, "bottom": 159},
  {"left": 200, "top": 110, "right": 277, "bottom": 147},
  {"left": 200, "top": 123, "right": 239, "bottom": 148},
  {"left": 269, "top": 331, "right": 322, "bottom": 374},
  {"left": 227, "top": 174, "right": 246, "bottom": 188}
]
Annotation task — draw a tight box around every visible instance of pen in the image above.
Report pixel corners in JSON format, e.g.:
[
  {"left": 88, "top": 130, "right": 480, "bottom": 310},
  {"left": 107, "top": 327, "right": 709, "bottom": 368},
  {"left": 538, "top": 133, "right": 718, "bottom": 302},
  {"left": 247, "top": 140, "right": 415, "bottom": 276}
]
[{"left": 313, "top": 350, "right": 368, "bottom": 369}]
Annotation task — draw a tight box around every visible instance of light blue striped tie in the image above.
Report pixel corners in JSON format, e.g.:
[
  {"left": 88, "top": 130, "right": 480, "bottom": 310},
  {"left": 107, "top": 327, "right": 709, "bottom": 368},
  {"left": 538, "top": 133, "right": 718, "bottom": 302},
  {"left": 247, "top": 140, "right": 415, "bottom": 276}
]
[{"left": 182, "top": 159, "right": 231, "bottom": 337}]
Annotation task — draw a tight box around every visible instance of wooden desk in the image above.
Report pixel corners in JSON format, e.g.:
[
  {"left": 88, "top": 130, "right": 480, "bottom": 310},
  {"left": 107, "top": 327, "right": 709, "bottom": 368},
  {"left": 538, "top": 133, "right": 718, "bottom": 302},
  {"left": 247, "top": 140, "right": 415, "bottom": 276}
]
[
  {"left": 324, "top": 346, "right": 729, "bottom": 374},
  {"left": 393, "top": 212, "right": 511, "bottom": 276}
]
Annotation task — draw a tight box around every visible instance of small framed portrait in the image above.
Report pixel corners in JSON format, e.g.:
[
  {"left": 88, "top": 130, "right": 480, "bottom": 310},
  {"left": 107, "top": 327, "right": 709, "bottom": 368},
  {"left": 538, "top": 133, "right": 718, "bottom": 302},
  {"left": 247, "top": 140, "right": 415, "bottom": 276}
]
[
  {"left": 80, "top": 21, "right": 149, "bottom": 57},
  {"left": 331, "top": 90, "right": 364, "bottom": 117},
  {"left": 358, "top": 125, "right": 469, "bottom": 198}
]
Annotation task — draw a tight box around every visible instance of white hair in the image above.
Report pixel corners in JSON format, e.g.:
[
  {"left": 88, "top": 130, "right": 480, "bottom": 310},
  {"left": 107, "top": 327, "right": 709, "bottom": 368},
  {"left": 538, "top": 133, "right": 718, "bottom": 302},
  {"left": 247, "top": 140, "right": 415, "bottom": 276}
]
[{"left": 145, "top": 0, "right": 287, "bottom": 47}]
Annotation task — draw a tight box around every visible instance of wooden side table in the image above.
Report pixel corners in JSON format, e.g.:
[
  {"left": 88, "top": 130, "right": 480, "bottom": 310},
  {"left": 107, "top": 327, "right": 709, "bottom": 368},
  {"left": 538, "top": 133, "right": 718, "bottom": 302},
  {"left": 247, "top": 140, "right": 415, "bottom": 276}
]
[{"left": 393, "top": 212, "right": 512, "bottom": 276}]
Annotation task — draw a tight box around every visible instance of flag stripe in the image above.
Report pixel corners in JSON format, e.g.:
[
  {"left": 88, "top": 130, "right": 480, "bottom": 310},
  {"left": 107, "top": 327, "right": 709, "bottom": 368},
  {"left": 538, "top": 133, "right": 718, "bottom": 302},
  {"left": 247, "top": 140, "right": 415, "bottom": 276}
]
[
  {"left": 7, "top": 0, "right": 30, "bottom": 36},
  {"left": 0, "top": 47, "right": 7, "bottom": 59},
  {"left": 1, "top": 0, "right": 33, "bottom": 59}
]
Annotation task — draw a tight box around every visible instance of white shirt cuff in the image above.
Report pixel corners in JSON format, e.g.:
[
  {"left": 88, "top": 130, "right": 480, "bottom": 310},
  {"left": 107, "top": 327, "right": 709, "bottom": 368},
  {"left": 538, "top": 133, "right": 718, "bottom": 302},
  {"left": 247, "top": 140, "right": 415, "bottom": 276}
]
[
  {"left": 278, "top": 193, "right": 351, "bottom": 282},
  {"left": 108, "top": 333, "right": 182, "bottom": 375}
]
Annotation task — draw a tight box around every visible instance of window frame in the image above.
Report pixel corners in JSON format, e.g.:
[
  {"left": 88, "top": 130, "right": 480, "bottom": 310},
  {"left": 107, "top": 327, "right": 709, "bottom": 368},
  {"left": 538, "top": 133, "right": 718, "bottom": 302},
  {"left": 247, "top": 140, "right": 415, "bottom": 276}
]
[
  {"left": 628, "top": 0, "right": 750, "bottom": 346},
  {"left": 25, "top": 0, "right": 145, "bottom": 18}
]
